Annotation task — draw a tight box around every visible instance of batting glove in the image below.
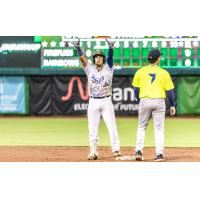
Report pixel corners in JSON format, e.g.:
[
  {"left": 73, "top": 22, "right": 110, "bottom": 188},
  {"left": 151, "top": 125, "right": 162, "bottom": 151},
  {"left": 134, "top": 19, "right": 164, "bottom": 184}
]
[
  {"left": 71, "top": 38, "right": 81, "bottom": 49},
  {"left": 106, "top": 38, "right": 115, "bottom": 48}
]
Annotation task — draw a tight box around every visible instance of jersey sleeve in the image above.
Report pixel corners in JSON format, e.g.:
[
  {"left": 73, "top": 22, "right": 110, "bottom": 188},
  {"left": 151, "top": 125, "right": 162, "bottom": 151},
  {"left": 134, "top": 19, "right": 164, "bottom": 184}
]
[
  {"left": 132, "top": 70, "right": 140, "bottom": 88},
  {"left": 83, "top": 62, "right": 92, "bottom": 76},
  {"left": 105, "top": 64, "right": 114, "bottom": 73},
  {"left": 164, "top": 71, "right": 174, "bottom": 91}
]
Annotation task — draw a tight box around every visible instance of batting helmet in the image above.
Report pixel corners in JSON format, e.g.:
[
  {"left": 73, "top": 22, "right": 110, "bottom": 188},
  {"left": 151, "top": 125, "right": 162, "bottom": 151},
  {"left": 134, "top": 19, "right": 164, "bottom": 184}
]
[{"left": 92, "top": 50, "right": 106, "bottom": 64}]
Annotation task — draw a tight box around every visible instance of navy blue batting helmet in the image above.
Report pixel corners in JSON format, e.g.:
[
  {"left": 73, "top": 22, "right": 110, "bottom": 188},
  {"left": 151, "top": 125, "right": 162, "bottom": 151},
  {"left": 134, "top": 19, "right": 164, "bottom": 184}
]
[{"left": 92, "top": 50, "right": 106, "bottom": 64}]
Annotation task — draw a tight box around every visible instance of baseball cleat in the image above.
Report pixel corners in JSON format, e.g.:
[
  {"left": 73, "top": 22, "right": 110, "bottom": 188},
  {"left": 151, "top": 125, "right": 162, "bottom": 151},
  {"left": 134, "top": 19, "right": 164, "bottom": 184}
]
[
  {"left": 154, "top": 154, "right": 164, "bottom": 162},
  {"left": 113, "top": 151, "right": 121, "bottom": 157},
  {"left": 87, "top": 152, "right": 98, "bottom": 160},
  {"left": 135, "top": 151, "right": 144, "bottom": 161}
]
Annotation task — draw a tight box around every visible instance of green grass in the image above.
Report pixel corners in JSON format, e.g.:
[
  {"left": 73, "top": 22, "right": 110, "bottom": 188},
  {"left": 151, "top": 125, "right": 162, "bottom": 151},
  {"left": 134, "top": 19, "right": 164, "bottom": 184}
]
[{"left": 0, "top": 117, "right": 199, "bottom": 147}]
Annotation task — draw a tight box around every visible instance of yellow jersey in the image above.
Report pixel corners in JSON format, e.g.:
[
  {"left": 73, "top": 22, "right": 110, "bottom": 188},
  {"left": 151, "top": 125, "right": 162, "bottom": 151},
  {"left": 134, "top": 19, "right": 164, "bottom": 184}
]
[{"left": 132, "top": 65, "right": 174, "bottom": 99}]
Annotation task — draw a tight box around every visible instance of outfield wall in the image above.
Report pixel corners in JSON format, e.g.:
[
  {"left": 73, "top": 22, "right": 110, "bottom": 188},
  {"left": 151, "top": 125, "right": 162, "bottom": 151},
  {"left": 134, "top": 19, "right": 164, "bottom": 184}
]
[{"left": 0, "top": 68, "right": 199, "bottom": 115}]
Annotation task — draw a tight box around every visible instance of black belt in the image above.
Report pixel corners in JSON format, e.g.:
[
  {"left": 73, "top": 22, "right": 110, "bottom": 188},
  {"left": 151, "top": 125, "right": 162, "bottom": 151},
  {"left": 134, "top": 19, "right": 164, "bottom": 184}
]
[{"left": 90, "top": 95, "right": 111, "bottom": 99}]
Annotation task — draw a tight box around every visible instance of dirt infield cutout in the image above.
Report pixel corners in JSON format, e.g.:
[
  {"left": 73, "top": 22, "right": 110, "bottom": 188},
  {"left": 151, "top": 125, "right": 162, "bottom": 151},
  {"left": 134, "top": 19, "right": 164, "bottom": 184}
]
[{"left": 0, "top": 146, "right": 199, "bottom": 162}]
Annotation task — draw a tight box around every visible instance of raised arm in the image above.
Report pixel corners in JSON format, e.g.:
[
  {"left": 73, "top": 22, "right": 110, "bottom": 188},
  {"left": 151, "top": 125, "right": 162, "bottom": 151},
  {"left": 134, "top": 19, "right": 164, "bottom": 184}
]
[
  {"left": 105, "top": 38, "right": 115, "bottom": 68},
  {"left": 71, "top": 38, "right": 88, "bottom": 68}
]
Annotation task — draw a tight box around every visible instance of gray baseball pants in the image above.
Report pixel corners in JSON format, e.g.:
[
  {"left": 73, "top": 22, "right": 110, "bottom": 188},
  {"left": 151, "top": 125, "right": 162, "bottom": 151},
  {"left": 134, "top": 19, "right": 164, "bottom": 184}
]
[{"left": 135, "top": 98, "right": 166, "bottom": 155}]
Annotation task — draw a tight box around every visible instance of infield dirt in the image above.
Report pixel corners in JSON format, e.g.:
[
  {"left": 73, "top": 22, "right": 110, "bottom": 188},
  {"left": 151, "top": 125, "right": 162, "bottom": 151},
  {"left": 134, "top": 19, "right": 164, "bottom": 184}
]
[{"left": 0, "top": 146, "right": 199, "bottom": 162}]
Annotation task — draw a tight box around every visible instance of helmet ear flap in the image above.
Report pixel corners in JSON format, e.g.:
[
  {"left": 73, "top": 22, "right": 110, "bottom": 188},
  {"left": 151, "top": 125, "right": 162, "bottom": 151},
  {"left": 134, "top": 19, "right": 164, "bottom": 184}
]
[
  {"left": 93, "top": 57, "right": 95, "bottom": 64},
  {"left": 103, "top": 57, "right": 106, "bottom": 64}
]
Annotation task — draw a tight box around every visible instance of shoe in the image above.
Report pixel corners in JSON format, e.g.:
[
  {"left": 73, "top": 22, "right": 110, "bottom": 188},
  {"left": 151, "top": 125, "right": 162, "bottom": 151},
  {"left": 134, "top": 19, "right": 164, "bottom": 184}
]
[
  {"left": 87, "top": 152, "right": 98, "bottom": 160},
  {"left": 113, "top": 151, "right": 121, "bottom": 157},
  {"left": 135, "top": 150, "right": 144, "bottom": 161},
  {"left": 155, "top": 154, "right": 164, "bottom": 162}
]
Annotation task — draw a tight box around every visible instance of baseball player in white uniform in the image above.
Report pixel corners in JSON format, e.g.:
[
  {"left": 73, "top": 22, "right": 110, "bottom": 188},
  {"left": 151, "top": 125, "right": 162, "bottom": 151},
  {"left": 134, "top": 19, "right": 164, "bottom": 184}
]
[{"left": 71, "top": 38, "right": 121, "bottom": 160}]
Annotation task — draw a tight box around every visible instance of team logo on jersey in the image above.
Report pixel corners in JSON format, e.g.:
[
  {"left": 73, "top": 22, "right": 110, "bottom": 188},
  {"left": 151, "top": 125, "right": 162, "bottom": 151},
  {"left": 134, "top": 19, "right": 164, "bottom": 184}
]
[{"left": 91, "top": 74, "right": 104, "bottom": 84}]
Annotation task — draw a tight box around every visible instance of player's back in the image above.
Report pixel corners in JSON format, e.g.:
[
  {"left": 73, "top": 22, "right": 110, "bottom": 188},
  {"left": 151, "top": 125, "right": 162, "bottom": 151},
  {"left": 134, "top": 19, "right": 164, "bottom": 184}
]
[{"left": 133, "top": 65, "right": 174, "bottom": 99}]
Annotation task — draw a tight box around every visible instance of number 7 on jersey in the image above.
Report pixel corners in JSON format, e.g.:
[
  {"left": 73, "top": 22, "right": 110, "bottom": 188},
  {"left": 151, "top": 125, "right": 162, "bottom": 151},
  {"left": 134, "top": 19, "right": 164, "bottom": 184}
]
[{"left": 149, "top": 73, "right": 156, "bottom": 84}]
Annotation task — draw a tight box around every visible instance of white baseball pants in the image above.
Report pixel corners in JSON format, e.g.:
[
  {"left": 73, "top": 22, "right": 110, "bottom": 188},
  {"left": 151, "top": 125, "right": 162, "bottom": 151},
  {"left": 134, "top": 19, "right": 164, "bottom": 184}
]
[{"left": 87, "top": 96, "right": 120, "bottom": 154}]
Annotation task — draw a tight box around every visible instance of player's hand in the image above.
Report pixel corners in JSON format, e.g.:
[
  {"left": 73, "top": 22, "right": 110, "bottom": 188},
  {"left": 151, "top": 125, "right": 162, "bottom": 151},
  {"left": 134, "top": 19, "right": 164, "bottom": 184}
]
[
  {"left": 170, "top": 106, "right": 176, "bottom": 116},
  {"left": 71, "top": 38, "right": 80, "bottom": 48},
  {"left": 105, "top": 38, "right": 115, "bottom": 48}
]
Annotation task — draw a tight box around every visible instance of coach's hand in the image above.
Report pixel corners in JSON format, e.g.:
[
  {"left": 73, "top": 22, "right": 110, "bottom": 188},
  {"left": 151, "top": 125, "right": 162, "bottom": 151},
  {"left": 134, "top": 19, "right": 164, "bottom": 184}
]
[
  {"left": 105, "top": 38, "right": 115, "bottom": 48},
  {"left": 170, "top": 106, "right": 176, "bottom": 116}
]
